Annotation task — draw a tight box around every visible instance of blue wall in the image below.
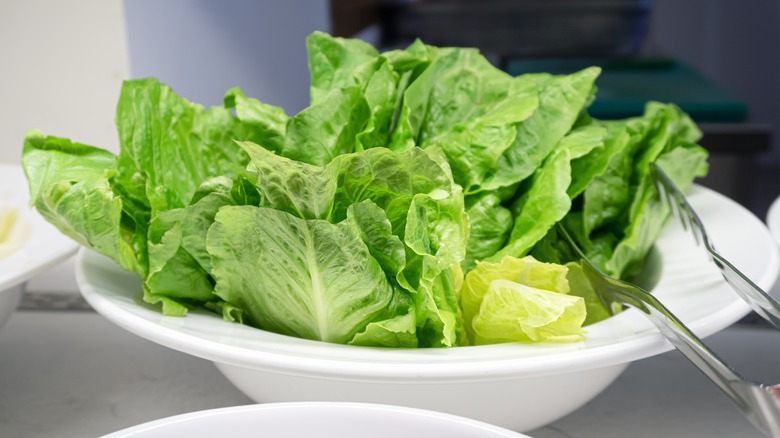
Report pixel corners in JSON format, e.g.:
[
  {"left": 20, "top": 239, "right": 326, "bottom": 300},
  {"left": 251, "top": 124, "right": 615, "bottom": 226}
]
[{"left": 123, "top": 0, "right": 330, "bottom": 115}]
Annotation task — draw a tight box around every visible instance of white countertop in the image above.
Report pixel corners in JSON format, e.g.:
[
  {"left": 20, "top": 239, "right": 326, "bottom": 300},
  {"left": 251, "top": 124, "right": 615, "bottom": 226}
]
[{"left": 0, "top": 305, "right": 778, "bottom": 438}]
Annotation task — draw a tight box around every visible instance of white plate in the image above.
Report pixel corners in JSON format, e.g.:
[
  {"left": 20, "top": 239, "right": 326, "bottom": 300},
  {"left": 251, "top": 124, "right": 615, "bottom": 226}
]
[
  {"left": 103, "top": 402, "right": 530, "bottom": 438},
  {"left": 0, "top": 164, "right": 79, "bottom": 325},
  {"left": 768, "top": 194, "right": 780, "bottom": 247},
  {"left": 76, "top": 185, "right": 780, "bottom": 430}
]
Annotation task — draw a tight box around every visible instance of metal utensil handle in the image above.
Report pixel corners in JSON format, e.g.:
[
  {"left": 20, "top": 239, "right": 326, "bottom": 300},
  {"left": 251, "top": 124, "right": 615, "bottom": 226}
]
[
  {"left": 650, "top": 164, "right": 780, "bottom": 331},
  {"left": 557, "top": 223, "right": 780, "bottom": 437}
]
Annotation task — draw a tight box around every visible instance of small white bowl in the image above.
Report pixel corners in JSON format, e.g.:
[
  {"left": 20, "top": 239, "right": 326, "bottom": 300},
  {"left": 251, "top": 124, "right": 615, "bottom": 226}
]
[
  {"left": 103, "top": 402, "right": 531, "bottom": 438},
  {"left": 77, "top": 185, "right": 780, "bottom": 432},
  {"left": 0, "top": 163, "right": 78, "bottom": 330}
]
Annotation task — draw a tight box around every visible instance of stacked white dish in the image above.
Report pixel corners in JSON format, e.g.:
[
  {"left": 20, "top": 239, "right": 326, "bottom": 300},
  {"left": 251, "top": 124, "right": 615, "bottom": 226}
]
[{"left": 0, "top": 164, "right": 78, "bottom": 330}]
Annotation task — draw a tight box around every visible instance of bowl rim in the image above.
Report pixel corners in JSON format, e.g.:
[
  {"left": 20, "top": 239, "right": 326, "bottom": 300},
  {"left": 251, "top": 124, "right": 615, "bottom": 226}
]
[{"left": 102, "top": 402, "right": 531, "bottom": 437}]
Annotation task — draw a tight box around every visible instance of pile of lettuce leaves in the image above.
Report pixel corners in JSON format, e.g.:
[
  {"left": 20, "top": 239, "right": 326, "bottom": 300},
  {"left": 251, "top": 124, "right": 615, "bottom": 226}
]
[{"left": 22, "top": 32, "right": 708, "bottom": 348}]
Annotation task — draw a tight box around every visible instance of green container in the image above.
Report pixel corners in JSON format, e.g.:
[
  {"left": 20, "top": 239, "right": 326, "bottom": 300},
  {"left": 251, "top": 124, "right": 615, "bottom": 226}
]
[{"left": 504, "top": 58, "right": 747, "bottom": 123}]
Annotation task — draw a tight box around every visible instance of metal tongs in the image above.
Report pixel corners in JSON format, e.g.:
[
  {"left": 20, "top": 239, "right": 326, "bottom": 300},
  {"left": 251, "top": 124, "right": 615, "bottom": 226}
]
[{"left": 555, "top": 163, "right": 780, "bottom": 437}]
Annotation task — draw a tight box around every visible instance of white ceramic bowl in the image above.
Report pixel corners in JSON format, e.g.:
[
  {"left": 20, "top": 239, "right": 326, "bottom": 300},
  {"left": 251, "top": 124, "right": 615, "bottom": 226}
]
[
  {"left": 77, "top": 185, "right": 780, "bottom": 432},
  {"left": 0, "top": 163, "right": 79, "bottom": 330},
  {"left": 103, "top": 402, "right": 530, "bottom": 438}
]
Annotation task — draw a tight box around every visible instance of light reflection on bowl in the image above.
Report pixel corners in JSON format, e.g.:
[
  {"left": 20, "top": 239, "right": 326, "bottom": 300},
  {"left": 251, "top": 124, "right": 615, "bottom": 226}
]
[{"left": 767, "top": 195, "right": 780, "bottom": 247}]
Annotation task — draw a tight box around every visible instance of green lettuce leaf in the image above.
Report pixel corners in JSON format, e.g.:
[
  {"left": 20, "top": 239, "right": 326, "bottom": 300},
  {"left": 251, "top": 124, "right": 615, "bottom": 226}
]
[
  {"left": 145, "top": 176, "right": 254, "bottom": 316},
  {"left": 423, "top": 76, "right": 539, "bottom": 193},
  {"left": 347, "top": 200, "right": 406, "bottom": 277},
  {"left": 536, "top": 102, "right": 708, "bottom": 279},
  {"left": 305, "top": 33, "right": 434, "bottom": 154},
  {"left": 349, "top": 311, "right": 418, "bottom": 348},
  {"left": 567, "top": 124, "right": 617, "bottom": 198},
  {"left": 114, "top": 78, "right": 253, "bottom": 213},
  {"left": 605, "top": 143, "right": 708, "bottom": 277},
  {"left": 590, "top": 104, "right": 705, "bottom": 277},
  {"left": 488, "top": 125, "right": 603, "bottom": 262},
  {"left": 224, "top": 87, "right": 288, "bottom": 154},
  {"left": 306, "top": 31, "right": 379, "bottom": 105},
  {"left": 463, "top": 193, "right": 513, "bottom": 271},
  {"left": 461, "top": 256, "right": 583, "bottom": 345},
  {"left": 399, "top": 193, "right": 467, "bottom": 347},
  {"left": 282, "top": 84, "right": 370, "bottom": 165},
  {"left": 472, "top": 279, "right": 585, "bottom": 344},
  {"left": 482, "top": 67, "right": 600, "bottom": 192},
  {"left": 388, "top": 47, "right": 540, "bottom": 193},
  {"left": 238, "top": 140, "right": 336, "bottom": 220},
  {"left": 355, "top": 59, "right": 402, "bottom": 151},
  {"left": 208, "top": 206, "right": 396, "bottom": 344},
  {"left": 565, "top": 262, "right": 612, "bottom": 326},
  {"left": 461, "top": 255, "right": 571, "bottom": 343},
  {"left": 332, "top": 147, "right": 468, "bottom": 347},
  {"left": 334, "top": 147, "right": 468, "bottom": 347},
  {"left": 347, "top": 203, "right": 417, "bottom": 348},
  {"left": 330, "top": 147, "right": 454, "bottom": 231},
  {"left": 22, "top": 130, "right": 144, "bottom": 275}
]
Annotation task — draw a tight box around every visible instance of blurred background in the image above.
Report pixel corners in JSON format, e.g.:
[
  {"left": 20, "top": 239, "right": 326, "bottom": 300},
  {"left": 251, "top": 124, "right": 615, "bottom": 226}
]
[{"left": 1, "top": 0, "right": 778, "bottom": 294}]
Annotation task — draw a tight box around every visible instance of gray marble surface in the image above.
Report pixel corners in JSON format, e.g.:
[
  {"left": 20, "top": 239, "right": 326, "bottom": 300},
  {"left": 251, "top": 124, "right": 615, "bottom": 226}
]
[{"left": 0, "top": 309, "right": 778, "bottom": 438}]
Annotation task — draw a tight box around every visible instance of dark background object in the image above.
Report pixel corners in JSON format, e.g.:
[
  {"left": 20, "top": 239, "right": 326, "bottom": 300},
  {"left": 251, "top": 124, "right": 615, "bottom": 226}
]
[
  {"left": 378, "top": 0, "right": 652, "bottom": 58},
  {"left": 331, "top": 0, "right": 382, "bottom": 38}
]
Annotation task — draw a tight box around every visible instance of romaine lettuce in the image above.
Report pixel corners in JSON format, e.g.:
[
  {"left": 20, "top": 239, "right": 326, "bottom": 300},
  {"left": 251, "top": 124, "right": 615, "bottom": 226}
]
[
  {"left": 21, "top": 32, "right": 708, "bottom": 348},
  {"left": 461, "top": 256, "right": 584, "bottom": 345}
]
